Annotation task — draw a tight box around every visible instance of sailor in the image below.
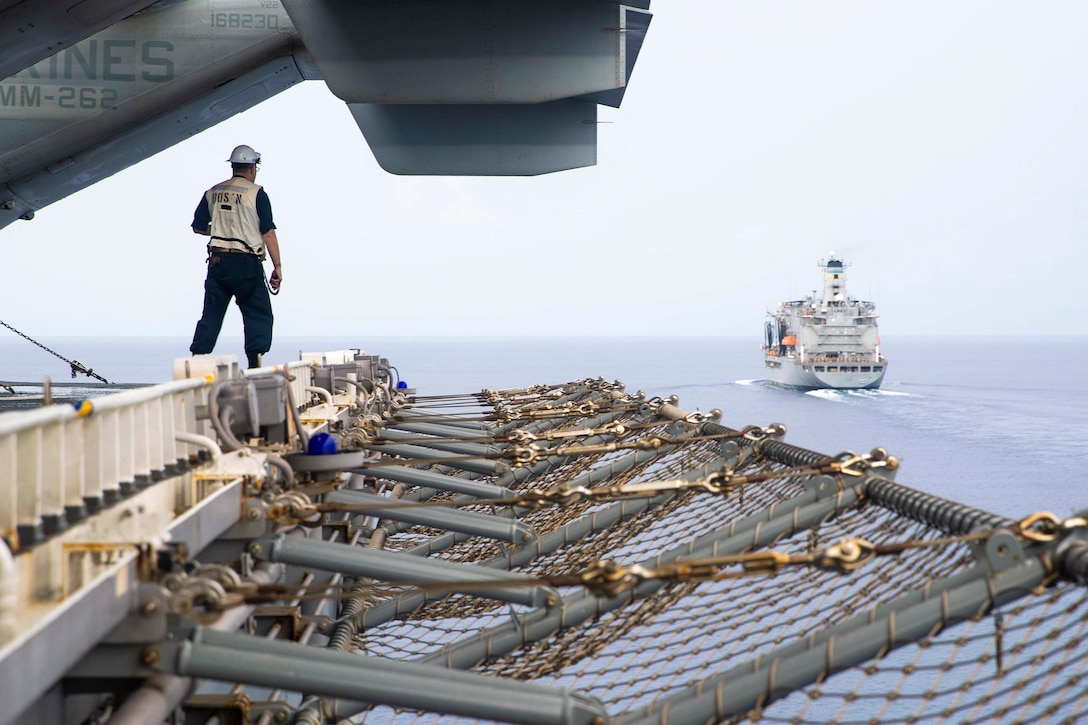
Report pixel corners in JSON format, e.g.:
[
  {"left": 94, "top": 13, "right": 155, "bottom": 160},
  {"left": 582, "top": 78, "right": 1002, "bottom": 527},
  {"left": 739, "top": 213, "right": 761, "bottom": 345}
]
[{"left": 188, "top": 144, "right": 283, "bottom": 369}]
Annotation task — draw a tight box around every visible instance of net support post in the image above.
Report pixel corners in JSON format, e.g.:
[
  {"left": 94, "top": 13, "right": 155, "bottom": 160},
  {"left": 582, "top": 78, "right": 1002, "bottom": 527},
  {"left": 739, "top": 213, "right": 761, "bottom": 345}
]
[
  {"left": 155, "top": 628, "right": 610, "bottom": 725},
  {"left": 250, "top": 533, "right": 558, "bottom": 608},
  {"left": 326, "top": 489, "right": 538, "bottom": 546}
]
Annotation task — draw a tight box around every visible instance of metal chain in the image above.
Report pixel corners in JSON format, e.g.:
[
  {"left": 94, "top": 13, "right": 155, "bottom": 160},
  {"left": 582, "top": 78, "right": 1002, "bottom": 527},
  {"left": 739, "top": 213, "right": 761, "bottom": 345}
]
[{"left": 0, "top": 318, "right": 109, "bottom": 383}]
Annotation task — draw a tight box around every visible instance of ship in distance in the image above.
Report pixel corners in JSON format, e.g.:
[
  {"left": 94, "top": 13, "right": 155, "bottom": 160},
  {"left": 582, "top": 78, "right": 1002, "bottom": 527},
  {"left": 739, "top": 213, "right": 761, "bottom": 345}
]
[{"left": 763, "top": 254, "right": 888, "bottom": 390}]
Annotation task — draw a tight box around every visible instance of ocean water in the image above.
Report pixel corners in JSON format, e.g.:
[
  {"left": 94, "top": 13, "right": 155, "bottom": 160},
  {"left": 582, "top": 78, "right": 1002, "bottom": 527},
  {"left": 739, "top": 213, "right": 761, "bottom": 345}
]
[{"left": 1, "top": 334, "right": 1085, "bottom": 520}]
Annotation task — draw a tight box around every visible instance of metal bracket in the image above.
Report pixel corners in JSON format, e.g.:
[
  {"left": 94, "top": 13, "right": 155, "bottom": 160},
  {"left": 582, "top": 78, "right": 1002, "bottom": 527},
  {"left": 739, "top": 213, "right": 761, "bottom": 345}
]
[
  {"left": 249, "top": 700, "right": 295, "bottom": 723},
  {"left": 253, "top": 605, "right": 302, "bottom": 641},
  {"left": 975, "top": 529, "right": 1027, "bottom": 572},
  {"left": 718, "top": 440, "right": 740, "bottom": 468},
  {"left": 64, "top": 643, "right": 157, "bottom": 687},
  {"left": 300, "top": 614, "right": 334, "bottom": 636},
  {"left": 182, "top": 693, "right": 252, "bottom": 725},
  {"left": 322, "top": 517, "right": 354, "bottom": 542},
  {"left": 665, "top": 420, "right": 693, "bottom": 438},
  {"left": 219, "top": 498, "right": 270, "bottom": 540},
  {"left": 805, "top": 474, "right": 841, "bottom": 499},
  {"left": 102, "top": 583, "right": 170, "bottom": 644}
]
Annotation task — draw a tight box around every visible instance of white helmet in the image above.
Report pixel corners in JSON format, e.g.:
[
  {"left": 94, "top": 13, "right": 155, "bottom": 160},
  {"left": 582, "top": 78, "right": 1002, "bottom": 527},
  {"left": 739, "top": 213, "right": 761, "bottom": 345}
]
[{"left": 227, "top": 144, "right": 261, "bottom": 165}]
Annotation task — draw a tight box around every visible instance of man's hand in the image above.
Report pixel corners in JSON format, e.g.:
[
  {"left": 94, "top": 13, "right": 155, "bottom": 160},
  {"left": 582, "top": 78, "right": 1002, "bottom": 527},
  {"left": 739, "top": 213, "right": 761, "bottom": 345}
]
[{"left": 270, "top": 266, "right": 282, "bottom": 292}]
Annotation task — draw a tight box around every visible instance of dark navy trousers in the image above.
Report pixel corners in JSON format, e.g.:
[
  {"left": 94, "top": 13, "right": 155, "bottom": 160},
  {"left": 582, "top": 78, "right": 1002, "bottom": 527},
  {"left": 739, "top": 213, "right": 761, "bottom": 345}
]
[{"left": 189, "top": 252, "right": 273, "bottom": 357}]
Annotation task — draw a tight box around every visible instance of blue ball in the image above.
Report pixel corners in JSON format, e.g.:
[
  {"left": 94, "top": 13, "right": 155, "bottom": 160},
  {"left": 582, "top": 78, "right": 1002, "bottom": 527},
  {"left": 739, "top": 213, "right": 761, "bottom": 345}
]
[
  {"left": 307, "top": 432, "right": 338, "bottom": 455},
  {"left": 396, "top": 380, "right": 408, "bottom": 389}
]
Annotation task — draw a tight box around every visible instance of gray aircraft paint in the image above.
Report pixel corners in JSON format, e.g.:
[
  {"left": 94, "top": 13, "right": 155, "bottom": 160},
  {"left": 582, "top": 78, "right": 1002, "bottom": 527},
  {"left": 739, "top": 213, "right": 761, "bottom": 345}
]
[{"left": 0, "top": 0, "right": 651, "bottom": 230}]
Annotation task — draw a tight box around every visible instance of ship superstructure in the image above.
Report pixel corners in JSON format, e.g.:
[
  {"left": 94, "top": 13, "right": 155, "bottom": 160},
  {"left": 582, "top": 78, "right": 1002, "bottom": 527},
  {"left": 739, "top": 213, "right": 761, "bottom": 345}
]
[{"left": 764, "top": 255, "right": 888, "bottom": 390}]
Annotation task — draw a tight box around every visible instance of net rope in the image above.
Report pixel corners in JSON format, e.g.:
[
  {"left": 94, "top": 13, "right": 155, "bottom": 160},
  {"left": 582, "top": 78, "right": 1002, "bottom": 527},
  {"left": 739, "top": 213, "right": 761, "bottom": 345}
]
[{"left": 283, "top": 382, "right": 1088, "bottom": 724}]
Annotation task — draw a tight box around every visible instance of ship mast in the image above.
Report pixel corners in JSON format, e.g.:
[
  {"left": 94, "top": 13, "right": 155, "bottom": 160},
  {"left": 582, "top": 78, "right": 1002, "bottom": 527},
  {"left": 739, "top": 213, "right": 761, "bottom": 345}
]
[{"left": 820, "top": 252, "right": 848, "bottom": 310}]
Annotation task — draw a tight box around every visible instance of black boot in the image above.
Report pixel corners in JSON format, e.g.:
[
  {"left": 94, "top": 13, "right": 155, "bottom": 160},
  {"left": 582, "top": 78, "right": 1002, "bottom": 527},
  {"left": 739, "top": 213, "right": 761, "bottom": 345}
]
[{"left": 247, "top": 352, "right": 262, "bottom": 369}]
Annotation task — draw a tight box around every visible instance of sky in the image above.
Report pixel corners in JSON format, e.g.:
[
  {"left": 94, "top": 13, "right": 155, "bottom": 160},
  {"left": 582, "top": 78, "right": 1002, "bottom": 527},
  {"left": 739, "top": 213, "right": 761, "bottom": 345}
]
[{"left": 2, "top": 0, "right": 1087, "bottom": 341}]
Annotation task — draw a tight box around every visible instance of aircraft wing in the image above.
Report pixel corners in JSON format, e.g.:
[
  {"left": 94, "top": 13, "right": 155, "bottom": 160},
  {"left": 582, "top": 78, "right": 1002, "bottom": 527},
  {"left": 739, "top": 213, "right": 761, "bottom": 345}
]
[
  {"left": 0, "top": 0, "right": 161, "bottom": 82},
  {"left": 338, "top": 2, "right": 653, "bottom": 175},
  {"left": 0, "top": 0, "right": 652, "bottom": 231}
]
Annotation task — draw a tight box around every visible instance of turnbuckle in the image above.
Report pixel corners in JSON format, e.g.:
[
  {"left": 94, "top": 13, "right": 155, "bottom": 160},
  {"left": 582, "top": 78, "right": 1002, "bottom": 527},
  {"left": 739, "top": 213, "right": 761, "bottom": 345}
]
[
  {"left": 507, "top": 443, "right": 546, "bottom": 466},
  {"left": 701, "top": 469, "right": 742, "bottom": 495},
  {"left": 812, "top": 538, "right": 878, "bottom": 573},
  {"left": 741, "top": 423, "right": 787, "bottom": 442},
  {"left": 824, "top": 448, "right": 899, "bottom": 477},
  {"left": 517, "top": 475, "right": 713, "bottom": 509},
  {"left": 579, "top": 561, "right": 654, "bottom": 598},
  {"left": 683, "top": 410, "right": 724, "bottom": 424},
  {"left": 507, "top": 421, "right": 631, "bottom": 445}
]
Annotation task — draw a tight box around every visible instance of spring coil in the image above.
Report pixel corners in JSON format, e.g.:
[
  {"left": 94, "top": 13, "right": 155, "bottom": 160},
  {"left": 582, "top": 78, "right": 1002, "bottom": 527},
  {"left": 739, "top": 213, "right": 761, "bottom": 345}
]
[
  {"left": 326, "top": 493, "right": 398, "bottom": 651},
  {"left": 864, "top": 477, "right": 1013, "bottom": 536},
  {"left": 699, "top": 420, "right": 829, "bottom": 467}
]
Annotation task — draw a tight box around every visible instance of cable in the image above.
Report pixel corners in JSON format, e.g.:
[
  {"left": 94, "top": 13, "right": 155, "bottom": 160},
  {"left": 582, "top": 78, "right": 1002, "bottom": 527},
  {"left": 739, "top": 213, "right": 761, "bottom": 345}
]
[{"left": 0, "top": 318, "right": 109, "bottom": 383}]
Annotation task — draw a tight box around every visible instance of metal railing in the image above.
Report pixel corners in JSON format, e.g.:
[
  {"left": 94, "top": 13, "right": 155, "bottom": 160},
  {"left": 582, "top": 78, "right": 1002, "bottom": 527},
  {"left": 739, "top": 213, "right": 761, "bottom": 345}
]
[
  {"left": 0, "top": 378, "right": 210, "bottom": 550},
  {"left": 0, "top": 355, "right": 321, "bottom": 554}
]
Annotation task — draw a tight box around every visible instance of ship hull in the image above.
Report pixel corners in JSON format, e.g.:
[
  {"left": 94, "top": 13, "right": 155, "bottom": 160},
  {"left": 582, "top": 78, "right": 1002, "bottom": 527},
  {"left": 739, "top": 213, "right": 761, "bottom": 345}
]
[{"left": 763, "top": 355, "right": 886, "bottom": 390}]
